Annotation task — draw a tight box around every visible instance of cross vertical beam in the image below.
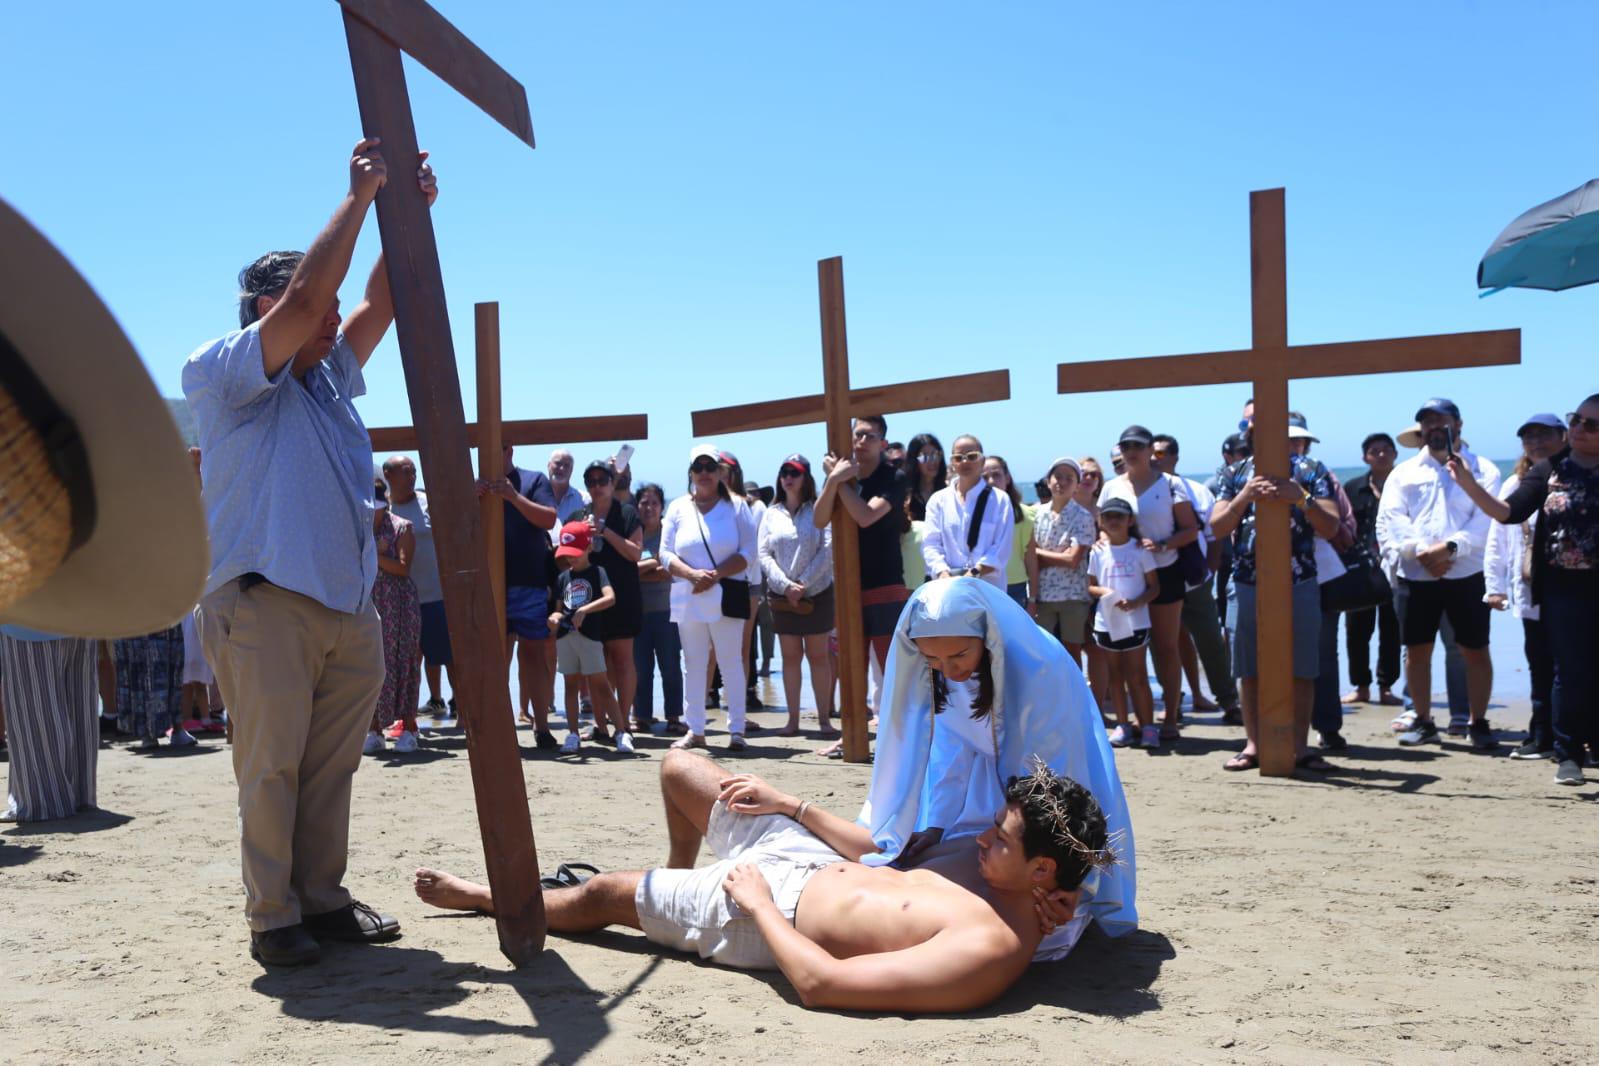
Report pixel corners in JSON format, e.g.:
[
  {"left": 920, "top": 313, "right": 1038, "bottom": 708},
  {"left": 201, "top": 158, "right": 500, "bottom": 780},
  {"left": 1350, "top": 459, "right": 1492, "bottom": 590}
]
[
  {"left": 818, "top": 258, "right": 870, "bottom": 762},
  {"left": 1248, "top": 190, "right": 1296, "bottom": 777},
  {"left": 342, "top": 11, "right": 544, "bottom": 965},
  {"left": 476, "top": 302, "right": 506, "bottom": 625}
]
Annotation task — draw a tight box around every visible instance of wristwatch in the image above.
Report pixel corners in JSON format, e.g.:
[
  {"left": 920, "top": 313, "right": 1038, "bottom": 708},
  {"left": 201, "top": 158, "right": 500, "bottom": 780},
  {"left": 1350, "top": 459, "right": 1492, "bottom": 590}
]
[{"left": 1446, "top": 540, "right": 1458, "bottom": 557}]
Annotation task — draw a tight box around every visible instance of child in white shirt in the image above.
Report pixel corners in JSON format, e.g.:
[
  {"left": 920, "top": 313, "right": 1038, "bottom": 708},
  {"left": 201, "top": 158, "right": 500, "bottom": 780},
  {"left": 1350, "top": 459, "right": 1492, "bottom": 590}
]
[{"left": 1087, "top": 498, "right": 1160, "bottom": 749}]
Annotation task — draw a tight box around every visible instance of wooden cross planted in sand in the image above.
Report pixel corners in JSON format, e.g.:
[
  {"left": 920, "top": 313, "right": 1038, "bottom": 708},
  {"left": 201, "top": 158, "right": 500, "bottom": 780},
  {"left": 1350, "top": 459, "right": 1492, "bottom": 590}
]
[
  {"left": 369, "top": 301, "right": 648, "bottom": 626},
  {"left": 693, "top": 257, "right": 1011, "bottom": 764},
  {"left": 336, "top": 0, "right": 550, "bottom": 965},
  {"left": 1057, "top": 188, "right": 1519, "bottom": 777}
]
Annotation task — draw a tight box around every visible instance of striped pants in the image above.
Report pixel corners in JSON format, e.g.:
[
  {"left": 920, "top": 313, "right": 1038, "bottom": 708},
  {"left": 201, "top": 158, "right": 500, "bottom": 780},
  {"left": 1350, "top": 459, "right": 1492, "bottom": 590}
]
[{"left": 1, "top": 634, "right": 98, "bottom": 822}]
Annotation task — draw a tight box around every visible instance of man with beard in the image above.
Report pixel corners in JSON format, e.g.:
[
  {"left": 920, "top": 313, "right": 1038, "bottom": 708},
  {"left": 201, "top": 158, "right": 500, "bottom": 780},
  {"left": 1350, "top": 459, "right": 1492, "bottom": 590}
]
[{"left": 1376, "top": 399, "right": 1501, "bottom": 749}]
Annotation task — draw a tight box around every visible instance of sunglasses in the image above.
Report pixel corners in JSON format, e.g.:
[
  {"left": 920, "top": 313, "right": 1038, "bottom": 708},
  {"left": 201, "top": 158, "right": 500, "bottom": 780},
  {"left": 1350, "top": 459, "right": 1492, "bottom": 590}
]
[
  {"left": 690, "top": 459, "right": 720, "bottom": 473},
  {"left": 852, "top": 429, "right": 882, "bottom": 442},
  {"left": 585, "top": 475, "right": 612, "bottom": 487},
  {"left": 1118, "top": 440, "right": 1148, "bottom": 451},
  {"left": 1568, "top": 413, "right": 1599, "bottom": 433},
  {"left": 952, "top": 451, "right": 983, "bottom": 463},
  {"left": 915, "top": 452, "right": 941, "bottom": 464},
  {"left": 780, "top": 468, "right": 804, "bottom": 479}
]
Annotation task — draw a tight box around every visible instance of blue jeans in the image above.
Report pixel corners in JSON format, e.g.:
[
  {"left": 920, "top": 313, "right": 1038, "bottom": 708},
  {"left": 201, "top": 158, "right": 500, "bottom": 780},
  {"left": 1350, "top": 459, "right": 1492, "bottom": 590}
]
[
  {"left": 633, "top": 611, "right": 683, "bottom": 723},
  {"left": 1523, "top": 618, "right": 1555, "bottom": 751}
]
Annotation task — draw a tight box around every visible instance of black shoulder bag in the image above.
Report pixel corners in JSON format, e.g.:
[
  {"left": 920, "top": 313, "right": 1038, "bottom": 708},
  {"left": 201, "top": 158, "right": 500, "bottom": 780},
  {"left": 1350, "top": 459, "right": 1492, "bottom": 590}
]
[
  {"left": 697, "top": 506, "right": 751, "bottom": 620},
  {"left": 960, "top": 485, "right": 993, "bottom": 576}
]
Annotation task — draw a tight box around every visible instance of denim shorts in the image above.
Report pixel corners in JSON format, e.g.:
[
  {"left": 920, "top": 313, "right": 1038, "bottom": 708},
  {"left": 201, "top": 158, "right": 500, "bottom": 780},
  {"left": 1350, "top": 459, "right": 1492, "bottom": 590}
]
[{"left": 1228, "top": 579, "right": 1321, "bottom": 680}]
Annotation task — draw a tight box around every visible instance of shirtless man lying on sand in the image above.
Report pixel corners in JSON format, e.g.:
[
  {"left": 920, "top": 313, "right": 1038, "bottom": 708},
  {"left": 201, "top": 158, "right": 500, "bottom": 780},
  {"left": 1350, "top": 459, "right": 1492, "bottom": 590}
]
[{"left": 415, "top": 749, "right": 1114, "bottom": 1013}]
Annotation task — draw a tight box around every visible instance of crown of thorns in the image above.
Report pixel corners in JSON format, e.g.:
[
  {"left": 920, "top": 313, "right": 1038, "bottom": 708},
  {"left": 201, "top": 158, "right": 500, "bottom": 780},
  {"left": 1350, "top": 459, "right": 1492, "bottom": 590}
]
[{"left": 1013, "top": 756, "right": 1123, "bottom": 873}]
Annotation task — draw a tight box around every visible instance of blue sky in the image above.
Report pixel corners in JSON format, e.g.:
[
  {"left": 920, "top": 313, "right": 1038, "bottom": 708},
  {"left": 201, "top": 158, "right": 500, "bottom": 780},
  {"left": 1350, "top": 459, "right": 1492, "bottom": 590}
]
[{"left": 6, "top": 2, "right": 1594, "bottom": 488}]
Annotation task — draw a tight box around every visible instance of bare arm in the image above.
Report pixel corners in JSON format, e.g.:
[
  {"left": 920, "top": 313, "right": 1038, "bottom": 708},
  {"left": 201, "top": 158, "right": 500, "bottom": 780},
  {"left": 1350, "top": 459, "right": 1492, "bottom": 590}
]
[
  {"left": 341, "top": 152, "right": 438, "bottom": 367},
  {"left": 724, "top": 867, "right": 1023, "bottom": 1013},
  {"left": 376, "top": 526, "right": 415, "bottom": 578},
  {"left": 717, "top": 774, "right": 877, "bottom": 861},
  {"left": 814, "top": 458, "right": 891, "bottom": 529},
  {"left": 596, "top": 521, "right": 644, "bottom": 563},
  {"left": 257, "top": 139, "right": 386, "bottom": 378},
  {"left": 575, "top": 580, "right": 616, "bottom": 620}
]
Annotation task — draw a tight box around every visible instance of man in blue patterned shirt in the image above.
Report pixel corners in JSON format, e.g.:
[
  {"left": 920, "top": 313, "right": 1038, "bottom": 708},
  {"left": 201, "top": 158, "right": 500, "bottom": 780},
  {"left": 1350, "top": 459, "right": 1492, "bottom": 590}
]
[
  {"left": 185, "top": 139, "right": 435, "bottom": 968},
  {"left": 1210, "top": 411, "right": 1340, "bottom": 773}
]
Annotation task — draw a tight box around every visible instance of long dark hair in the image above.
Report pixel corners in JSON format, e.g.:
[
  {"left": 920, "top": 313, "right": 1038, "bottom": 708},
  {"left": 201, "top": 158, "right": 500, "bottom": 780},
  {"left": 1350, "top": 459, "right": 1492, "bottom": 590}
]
[
  {"left": 930, "top": 647, "right": 996, "bottom": 721},
  {"left": 774, "top": 463, "right": 817, "bottom": 509},
  {"left": 905, "top": 432, "right": 947, "bottom": 521},
  {"left": 984, "top": 455, "right": 1025, "bottom": 511}
]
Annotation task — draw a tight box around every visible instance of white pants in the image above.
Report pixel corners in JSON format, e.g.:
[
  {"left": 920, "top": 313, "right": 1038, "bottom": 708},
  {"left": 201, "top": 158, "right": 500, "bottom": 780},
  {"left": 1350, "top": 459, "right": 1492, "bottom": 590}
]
[{"left": 679, "top": 615, "right": 747, "bottom": 736}]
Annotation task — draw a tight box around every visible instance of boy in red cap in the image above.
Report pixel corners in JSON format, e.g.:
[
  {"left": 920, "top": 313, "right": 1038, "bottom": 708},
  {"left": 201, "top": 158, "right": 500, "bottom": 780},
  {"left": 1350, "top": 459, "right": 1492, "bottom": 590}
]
[{"left": 548, "top": 521, "right": 633, "bottom": 754}]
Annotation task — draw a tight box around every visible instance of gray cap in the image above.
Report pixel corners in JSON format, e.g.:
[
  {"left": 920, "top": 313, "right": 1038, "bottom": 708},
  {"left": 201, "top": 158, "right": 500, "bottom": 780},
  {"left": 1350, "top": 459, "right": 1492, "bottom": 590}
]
[{"left": 1516, "top": 412, "right": 1565, "bottom": 436}]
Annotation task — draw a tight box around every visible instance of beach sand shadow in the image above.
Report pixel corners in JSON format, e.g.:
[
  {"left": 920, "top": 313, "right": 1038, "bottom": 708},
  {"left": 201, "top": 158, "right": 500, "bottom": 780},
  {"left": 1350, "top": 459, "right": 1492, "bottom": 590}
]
[
  {"left": 252, "top": 940, "right": 635, "bottom": 1065},
  {"left": 1, "top": 808, "right": 133, "bottom": 836}
]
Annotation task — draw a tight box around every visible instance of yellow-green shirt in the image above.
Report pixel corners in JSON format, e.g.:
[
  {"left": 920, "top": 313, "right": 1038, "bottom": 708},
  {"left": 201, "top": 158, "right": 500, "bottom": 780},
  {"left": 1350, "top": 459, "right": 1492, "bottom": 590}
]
[{"left": 1006, "top": 503, "right": 1036, "bottom": 587}]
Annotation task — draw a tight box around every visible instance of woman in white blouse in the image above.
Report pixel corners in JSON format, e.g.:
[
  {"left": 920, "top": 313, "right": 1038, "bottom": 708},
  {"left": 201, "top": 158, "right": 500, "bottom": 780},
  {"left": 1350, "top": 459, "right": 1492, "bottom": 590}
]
[
  {"left": 757, "top": 454, "right": 837, "bottom": 738},
  {"left": 660, "top": 443, "right": 757, "bottom": 750},
  {"left": 921, "top": 434, "right": 1015, "bottom": 590}
]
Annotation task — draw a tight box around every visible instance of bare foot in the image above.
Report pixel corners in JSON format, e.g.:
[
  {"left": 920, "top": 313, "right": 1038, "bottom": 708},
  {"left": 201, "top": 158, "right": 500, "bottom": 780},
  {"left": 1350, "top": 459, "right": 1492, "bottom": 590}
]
[
  {"left": 414, "top": 867, "right": 494, "bottom": 914},
  {"left": 814, "top": 725, "right": 840, "bottom": 739},
  {"left": 777, "top": 725, "right": 802, "bottom": 737},
  {"left": 816, "top": 741, "right": 842, "bottom": 758},
  {"left": 1342, "top": 687, "right": 1370, "bottom": 706},
  {"left": 1192, "top": 695, "right": 1219, "bottom": 711}
]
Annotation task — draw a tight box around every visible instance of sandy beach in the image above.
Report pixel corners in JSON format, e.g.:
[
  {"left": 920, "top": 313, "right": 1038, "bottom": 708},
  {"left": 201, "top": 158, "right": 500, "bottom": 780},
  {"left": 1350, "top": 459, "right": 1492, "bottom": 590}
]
[{"left": 3, "top": 674, "right": 1595, "bottom": 1065}]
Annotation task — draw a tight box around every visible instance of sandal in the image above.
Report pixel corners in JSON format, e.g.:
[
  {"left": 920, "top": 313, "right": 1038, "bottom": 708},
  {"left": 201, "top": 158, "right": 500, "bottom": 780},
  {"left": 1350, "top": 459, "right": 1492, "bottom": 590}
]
[
  {"left": 554, "top": 862, "right": 600, "bottom": 887},
  {"left": 1295, "top": 752, "right": 1334, "bottom": 773},
  {"left": 1223, "top": 751, "right": 1258, "bottom": 772},
  {"left": 670, "top": 734, "right": 707, "bottom": 750}
]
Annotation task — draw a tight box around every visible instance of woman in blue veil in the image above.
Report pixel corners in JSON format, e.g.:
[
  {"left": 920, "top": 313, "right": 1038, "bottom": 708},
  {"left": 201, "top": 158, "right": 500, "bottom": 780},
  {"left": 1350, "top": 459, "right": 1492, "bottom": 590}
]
[{"left": 856, "top": 577, "right": 1137, "bottom": 959}]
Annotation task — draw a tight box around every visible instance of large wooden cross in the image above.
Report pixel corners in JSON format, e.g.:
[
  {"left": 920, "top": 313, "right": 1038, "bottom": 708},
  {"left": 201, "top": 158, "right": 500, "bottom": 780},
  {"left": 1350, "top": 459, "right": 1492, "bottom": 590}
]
[
  {"left": 1057, "top": 188, "right": 1520, "bottom": 777},
  {"left": 337, "top": 0, "right": 546, "bottom": 965},
  {"left": 693, "top": 257, "right": 1011, "bottom": 764},
  {"left": 369, "top": 301, "right": 649, "bottom": 623}
]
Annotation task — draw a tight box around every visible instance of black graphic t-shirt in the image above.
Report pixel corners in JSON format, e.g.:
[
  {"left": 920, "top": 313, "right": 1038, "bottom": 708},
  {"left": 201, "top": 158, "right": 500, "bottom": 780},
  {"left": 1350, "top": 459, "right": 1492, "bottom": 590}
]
[{"left": 555, "top": 564, "right": 611, "bottom": 640}]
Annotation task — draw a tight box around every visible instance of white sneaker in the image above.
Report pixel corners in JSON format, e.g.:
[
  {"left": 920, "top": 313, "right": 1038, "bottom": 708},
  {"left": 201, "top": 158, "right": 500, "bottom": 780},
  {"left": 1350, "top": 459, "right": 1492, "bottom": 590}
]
[
  {"left": 615, "top": 731, "right": 635, "bottom": 755},
  {"left": 560, "top": 732, "right": 581, "bottom": 755},
  {"left": 362, "top": 730, "right": 385, "bottom": 755},
  {"left": 169, "top": 727, "right": 198, "bottom": 748},
  {"left": 393, "top": 730, "right": 420, "bottom": 754}
]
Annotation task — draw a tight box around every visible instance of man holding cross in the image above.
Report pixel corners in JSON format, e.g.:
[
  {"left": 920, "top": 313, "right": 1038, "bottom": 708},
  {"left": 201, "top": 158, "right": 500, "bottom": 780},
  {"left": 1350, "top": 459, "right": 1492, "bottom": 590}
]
[
  {"left": 185, "top": 138, "right": 435, "bottom": 965},
  {"left": 815, "top": 415, "right": 909, "bottom": 754}
]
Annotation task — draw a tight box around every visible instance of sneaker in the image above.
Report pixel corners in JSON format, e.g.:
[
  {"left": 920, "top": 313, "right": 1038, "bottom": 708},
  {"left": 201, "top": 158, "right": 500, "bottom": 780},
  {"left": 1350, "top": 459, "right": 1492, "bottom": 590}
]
[
  {"left": 727, "top": 733, "right": 748, "bottom": 752},
  {"left": 424, "top": 697, "right": 446, "bottom": 716},
  {"left": 1108, "top": 724, "right": 1133, "bottom": 748},
  {"left": 1220, "top": 706, "right": 1243, "bottom": 726},
  {"left": 1468, "top": 721, "right": 1499, "bottom": 752},
  {"left": 615, "top": 732, "right": 636, "bottom": 755},
  {"left": 579, "top": 698, "right": 594, "bottom": 717},
  {"left": 1509, "top": 740, "right": 1553, "bottom": 761},
  {"left": 393, "top": 730, "right": 420, "bottom": 754},
  {"left": 1389, "top": 709, "right": 1418, "bottom": 733},
  {"left": 1140, "top": 725, "right": 1161, "bottom": 750},
  {"left": 534, "top": 729, "right": 559, "bottom": 751},
  {"left": 1554, "top": 760, "right": 1586, "bottom": 786},
  {"left": 134, "top": 735, "right": 161, "bottom": 751},
  {"left": 560, "top": 732, "right": 581, "bottom": 754},
  {"left": 446, "top": 698, "right": 456, "bottom": 717},
  {"left": 1445, "top": 721, "right": 1470, "bottom": 738},
  {"left": 384, "top": 720, "right": 406, "bottom": 740},
  {"left": 1398, "top": 718, "right": 1440, "bottom": 746},
  {"left": 362, "top": 730, "right": 385, "bottom": 755},
  {"left": 169, "top": 727, "right": 198, "bottom": 748}
]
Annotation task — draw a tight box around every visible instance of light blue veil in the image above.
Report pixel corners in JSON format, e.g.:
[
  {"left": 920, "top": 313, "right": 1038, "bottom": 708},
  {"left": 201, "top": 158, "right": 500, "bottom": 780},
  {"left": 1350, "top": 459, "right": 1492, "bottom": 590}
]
[{"left": 856, "top": 577, "right": 1137, "bottom": 940}]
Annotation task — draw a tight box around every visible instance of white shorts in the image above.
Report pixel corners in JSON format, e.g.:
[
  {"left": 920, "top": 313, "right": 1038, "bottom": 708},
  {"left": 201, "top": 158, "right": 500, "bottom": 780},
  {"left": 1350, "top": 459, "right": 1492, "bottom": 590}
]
[
  {"left": 556, "top": 631, "right": 606, "bottom": 676},
  {"left": 634, "top": 800, "right": 845, "bottom": 970}
]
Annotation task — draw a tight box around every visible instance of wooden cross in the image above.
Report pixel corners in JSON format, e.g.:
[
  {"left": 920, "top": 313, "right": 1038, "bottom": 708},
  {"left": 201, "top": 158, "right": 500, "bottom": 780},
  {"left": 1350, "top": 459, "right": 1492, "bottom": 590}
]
[
  {"left": 369, "top": 301, "right": 649, "bottom": 624},
  {"left": 337, "top": 0, "right": 545, "bottom": 965},
  {"left": 693, "top": 256, "right": 1011, "bottom": 764},
  {"left": 1057, "top": 188, "right": 1520, "bottom": 777}
]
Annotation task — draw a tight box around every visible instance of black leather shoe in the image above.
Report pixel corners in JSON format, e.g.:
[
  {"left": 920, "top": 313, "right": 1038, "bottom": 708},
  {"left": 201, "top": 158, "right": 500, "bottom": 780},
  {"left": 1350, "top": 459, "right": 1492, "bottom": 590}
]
[
  {"left": 303, "top": 901, "right": 401, "bottom": 944},
  {"left": 250, "top": 924, "right": 321, "bottom": 966}
]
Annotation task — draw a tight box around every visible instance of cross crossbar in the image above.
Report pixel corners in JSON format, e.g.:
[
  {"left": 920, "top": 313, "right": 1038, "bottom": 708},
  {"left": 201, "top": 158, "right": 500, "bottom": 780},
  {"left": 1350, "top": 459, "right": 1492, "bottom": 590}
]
[
  {"left": 370, "top": 414, "right": 649, "bottom": 453},
  {"left": 691, "top": 371, "right": 1009, "bottom": 437}
]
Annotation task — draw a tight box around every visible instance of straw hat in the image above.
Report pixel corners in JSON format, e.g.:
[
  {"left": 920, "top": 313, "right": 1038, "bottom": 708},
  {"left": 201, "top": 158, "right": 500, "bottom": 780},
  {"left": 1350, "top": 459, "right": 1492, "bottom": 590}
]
[
  {"left": 0, "top": 196, "right": 207, "bottom": 637},
  {"left": 1397, "top": 424, "right": 1468, "bottom": 451}
]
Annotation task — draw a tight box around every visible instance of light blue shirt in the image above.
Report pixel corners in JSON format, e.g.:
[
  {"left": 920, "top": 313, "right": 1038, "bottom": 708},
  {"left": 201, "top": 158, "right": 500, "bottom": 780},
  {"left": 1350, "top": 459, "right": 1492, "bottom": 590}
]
[{"left": 182, "top": 323, "right": 377, "bottom": 614}]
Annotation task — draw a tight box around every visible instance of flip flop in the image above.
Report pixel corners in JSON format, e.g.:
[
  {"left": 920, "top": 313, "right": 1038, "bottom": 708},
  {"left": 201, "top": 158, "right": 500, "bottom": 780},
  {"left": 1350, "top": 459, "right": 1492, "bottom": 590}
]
[
  {"left": 1223, "top": 751, "right": 1258, "bottom": 772},
  {"left": 1295, "top": 752, "right": 1334, "bottom": 773},
  {"left": 555, "top": 862, "right": 600, "bottom": 887}
]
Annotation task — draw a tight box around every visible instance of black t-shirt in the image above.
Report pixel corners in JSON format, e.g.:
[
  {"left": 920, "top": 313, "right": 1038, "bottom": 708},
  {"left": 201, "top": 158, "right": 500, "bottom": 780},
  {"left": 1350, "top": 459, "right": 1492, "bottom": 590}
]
[
  {"left": 856, "top": 461, "right": 908, "bottom": 589},
  {"left": 555, "top": 563, "right": 611, "bottom": 641},
  {"left": 504, "top": 467, "right": 556, "bottom": 589},
  {"left": 578, "top": 497, "right": 643, "bottom": 635}
]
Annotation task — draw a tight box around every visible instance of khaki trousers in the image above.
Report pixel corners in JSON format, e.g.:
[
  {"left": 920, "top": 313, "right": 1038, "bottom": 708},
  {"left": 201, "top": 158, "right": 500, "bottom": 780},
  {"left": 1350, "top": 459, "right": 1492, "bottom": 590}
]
[{"left": 200, "top": 580, "right": 383, "bottom": 931}]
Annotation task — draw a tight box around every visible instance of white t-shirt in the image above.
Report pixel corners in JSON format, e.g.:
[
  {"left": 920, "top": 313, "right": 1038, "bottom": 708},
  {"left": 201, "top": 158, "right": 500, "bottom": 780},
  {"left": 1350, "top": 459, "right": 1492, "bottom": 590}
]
[
  {"left": 1088, "top": 540, "right": 1157, "bottom": 637},
  {"left": 659, "top": 495, "right": 758, "bottom": 625},
  {"left": 1098, "top": 474, "right": 1189, "bottom": 568}
]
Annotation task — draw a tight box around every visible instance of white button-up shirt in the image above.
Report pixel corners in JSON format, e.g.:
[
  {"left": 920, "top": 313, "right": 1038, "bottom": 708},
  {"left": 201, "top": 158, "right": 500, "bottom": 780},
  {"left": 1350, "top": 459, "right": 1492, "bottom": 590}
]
[
  {"left": 1484, "top": 473, "right": 1538, "bottom": 620},
  {"left": 921, "top": 481, "right": 1015, "bottom": 589},
  {"left": 1376, "top": 448, "right": 1501, "bottom": 582}
]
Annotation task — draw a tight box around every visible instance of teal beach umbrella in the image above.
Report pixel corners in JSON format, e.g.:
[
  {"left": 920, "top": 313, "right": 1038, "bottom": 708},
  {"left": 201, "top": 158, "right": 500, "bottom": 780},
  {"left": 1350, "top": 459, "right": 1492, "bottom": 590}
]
[{"left": 1479, "top": 179, "right": 1599, "bottom": 293}]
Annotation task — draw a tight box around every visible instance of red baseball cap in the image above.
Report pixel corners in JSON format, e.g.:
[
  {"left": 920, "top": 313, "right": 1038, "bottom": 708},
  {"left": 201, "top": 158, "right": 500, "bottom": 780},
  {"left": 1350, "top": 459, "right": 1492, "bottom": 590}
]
[{"left": 554, "top": 520, "right": 591, "bottom": 559}]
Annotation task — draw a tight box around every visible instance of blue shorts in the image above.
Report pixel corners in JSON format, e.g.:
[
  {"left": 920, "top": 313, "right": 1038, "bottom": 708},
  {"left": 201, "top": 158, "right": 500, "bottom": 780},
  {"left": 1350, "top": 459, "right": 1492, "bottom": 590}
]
[
  {"left": 1228, "top": 579, "right": 1321, "bottom": 680},
  {"left": 506, "top": 586, "right": 551, "bottom": 641},
  {"left": 419, "top": 600, "right": 453, "bottom": 666}
]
